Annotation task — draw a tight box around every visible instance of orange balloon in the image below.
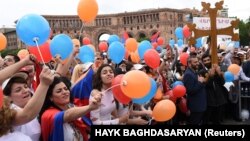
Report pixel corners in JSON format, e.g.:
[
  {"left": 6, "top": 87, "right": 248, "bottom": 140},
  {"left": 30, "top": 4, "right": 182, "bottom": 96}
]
[
  {"left": 17, "top": 49, "right": 29, "bottom": 60},
  {"left": 154, "top": 88, "right": 163, "bottom": 100},
  {"left": 0, "top": 87, "right": 3, "bottom": 109},
  {"left": 153, "top": 99, "right": 176, "bottom": 122},
  {"left": 77, "top": 0, "right": 98, "bottom": 23},
  {"left": 228, "top": 64, "right": 240, "bottom": 75},
  {"left": 121, "top": 70, "right": 151, "bottom": 99},
  {"left": 129, "top": 52, "right": 140, "bottom": 63},
  {"left": 0, "top": 33, "right": 7, "bottom": 51},
  {"left": 125, "top": 38, "right": 138, "bottom": 52}
]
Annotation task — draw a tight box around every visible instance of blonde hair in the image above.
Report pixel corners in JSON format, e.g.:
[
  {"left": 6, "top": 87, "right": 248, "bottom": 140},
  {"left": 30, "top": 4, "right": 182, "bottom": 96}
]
[
  {"left": 0, "top": 97, "right": 17, "bottom": 137},
  {"left": 71, "top": 64, "right": 84, "bottom": 84}
]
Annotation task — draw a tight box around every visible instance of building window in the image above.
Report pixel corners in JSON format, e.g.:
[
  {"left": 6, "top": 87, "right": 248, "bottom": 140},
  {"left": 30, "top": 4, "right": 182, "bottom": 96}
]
[
  {"left": 109, "top": 18, "right": 111, "bottom": 25},
  {"left": 130, "top": 27, "right": 133, "bottom": 30},
  {"left": 178, "top": 24, "right": 183, "bottom": 27},
  {"left": 137, "top": 26, "right": 140, "bottom": 30},
  {"left": 178, "top": 14, "right": 183, "bottom": 22},
  {"left": 150, "top": 25, "right": 153, "bottom": 29},
  {"left": 144, "top": 25, "right": 146, "bottom": 29},
  {"left": 157, "top": 13, "right": 159, "bottom": 21},
  {"left": 157, "top": 24, "right": 159, "bottom": 28}
]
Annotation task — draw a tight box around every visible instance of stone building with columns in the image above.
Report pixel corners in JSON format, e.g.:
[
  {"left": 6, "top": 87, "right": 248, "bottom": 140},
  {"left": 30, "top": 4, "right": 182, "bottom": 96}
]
[{"left": 3, "top": 7, "right": 204, "bottom": 50}]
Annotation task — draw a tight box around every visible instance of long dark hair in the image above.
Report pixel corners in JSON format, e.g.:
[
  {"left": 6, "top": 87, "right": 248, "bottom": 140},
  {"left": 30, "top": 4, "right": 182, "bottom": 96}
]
[
  {"left": 39, "top": 77, "right": 73, "bottom": 122},
  {"left": 92, "top": 64, "right": 115, "bottom": 91}
]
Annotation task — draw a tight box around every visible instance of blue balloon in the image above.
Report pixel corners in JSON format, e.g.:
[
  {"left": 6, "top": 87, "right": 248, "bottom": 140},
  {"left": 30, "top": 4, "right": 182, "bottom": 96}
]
[
  {"left": 175, "top": 27, "right": 183, "bottom": 39},
  {"left": 169, "top": 39, "right": 175, "bottom": 48},
  {"left": 224, "top": 71, "right": 234, "bottom": 82},
  {"left": 195, "top": 37, "right": 202, "bottom": 48},
  {"left": 78, "top": 45, "right": 95, "bottom": 63},
  {"left": 108, "top": 35, "right": 120, "bottom": 45},
  {"left": 16, "top": 14, "right": 50, "bottom": 46},
  {"left": 171, "top": 81, "right": 184, "bottom": 88},
  {"left": 108, "top": 41, "right": 125, "bottom": 64},
  {"left": 177, "top": 39, "right": 183, "bottom": 47},
  {"left": 138, "top": 40, "right": 151, "bottom": 59},
  {"left": 133, "top": 78, "right": 157, "bottom": 104},
  {"left": 234, "top": 41, "right": 240, "bottom": 48},
  {"left": 156, "top": 46, "right": 162, "bottom": 53},
  {"left": 50, "top": 34, "right": 73, "bottom": 60}
]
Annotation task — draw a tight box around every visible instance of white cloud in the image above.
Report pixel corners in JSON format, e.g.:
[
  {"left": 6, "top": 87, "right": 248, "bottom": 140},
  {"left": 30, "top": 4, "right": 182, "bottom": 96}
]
[{"left": 0, "top": 0, "right": 249, "bottom": 27}]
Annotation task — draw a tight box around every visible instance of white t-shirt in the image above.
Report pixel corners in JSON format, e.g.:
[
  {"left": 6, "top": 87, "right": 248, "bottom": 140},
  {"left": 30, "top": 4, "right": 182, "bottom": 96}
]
[
  {"left": 90, "top": 90, "right": 119, "bottom": 125},
  {"left": 0, "top": 131, "right": 32, "bottom": 141},
  {"left": 11, "top": 104, "right": 41, "bottom": 141},
  {"left": 63, "top": 123, "right": 83, "bottom": 141}
]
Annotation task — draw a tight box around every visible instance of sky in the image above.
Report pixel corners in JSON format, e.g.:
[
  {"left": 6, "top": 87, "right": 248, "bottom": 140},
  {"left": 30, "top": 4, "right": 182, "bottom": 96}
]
[{"left": 0, "top": 0, "right": 249, "bottom": 27}]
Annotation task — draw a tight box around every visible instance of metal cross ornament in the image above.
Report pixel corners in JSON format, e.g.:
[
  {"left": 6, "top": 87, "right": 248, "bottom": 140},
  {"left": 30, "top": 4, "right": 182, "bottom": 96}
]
[{"left": 188, "top": 1, "right": 239, "bottom": 64}]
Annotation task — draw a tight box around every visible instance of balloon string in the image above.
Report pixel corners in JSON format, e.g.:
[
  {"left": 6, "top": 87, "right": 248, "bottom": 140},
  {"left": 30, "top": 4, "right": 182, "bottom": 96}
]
[
  {"left": 34, "top": 37, "right": 46, "bottom": 65},
  {"left": 79, "top": 22, "right": 84, "bottom": 41},
  {"left": 102, "top": 83, "right": 122, "bottom": 94}
]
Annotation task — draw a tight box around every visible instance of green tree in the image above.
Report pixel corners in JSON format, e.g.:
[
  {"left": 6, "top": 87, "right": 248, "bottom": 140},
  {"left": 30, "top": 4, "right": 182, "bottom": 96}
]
[
  {"left": 0, "top": 48, "right": 21, "bottom": 57},
  {"left": 137, "top": 37, "right": 150, "bottom": 43},
  {"left": 239, "top": 20, "right": 250, "bottom": 46}
]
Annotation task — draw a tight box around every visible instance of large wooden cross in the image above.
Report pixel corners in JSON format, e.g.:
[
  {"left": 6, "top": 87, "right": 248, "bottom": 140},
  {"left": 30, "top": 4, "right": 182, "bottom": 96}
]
[{"left": 188, "top": 1, "right": 239, "bottom": 64}]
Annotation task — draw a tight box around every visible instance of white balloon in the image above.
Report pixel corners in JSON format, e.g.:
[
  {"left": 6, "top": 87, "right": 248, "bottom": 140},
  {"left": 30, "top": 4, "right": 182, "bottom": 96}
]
[
  {"left": 224, "top": 82, "right": 234, "bottom": 91},
  {"left": 201, "top": 36, "right": 208, "bottom": 45},
  {"left": 241, "top": 109, "right": 249, "bottom": 121}
]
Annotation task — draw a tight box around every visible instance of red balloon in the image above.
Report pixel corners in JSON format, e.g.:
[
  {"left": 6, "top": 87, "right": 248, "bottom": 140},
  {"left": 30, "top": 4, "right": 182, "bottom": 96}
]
[
  {"left": 178, "top": 97, "right": 188, "bottom": 113},
  {"left": 28, "top": 41, "right": 52, "bottom": 63},
  {"left": 165, "top": 90, "right": 177, "bottom": 103},
  {"left": 172, "top": 85, "right": 186, "bottom": 98},
  {"left": 183, "top": 25, "right": 191, "bottom": 38},
  {"left": 152, "top": 42, "right": 158, "bottom": 49},
  {"left": 98, "top": 41, "right": 108, "bottom": 52},
  {"left": 82, "top": 37, "right": 91, "bottom": 45},
  {"left": 0, "top": 87, "right": 3, "bottom": 109},
  {"left": 144, "top": 49, "right": 160, "bottom": 69},
  {"left": 112, "top": 74, "right": 131, "bottom": 104},
  {"left": 157, "top": 37, "right": 164, "bottom": 45},
  {"left": 179, "top": 53, "right": 189, "bottom": 66}
]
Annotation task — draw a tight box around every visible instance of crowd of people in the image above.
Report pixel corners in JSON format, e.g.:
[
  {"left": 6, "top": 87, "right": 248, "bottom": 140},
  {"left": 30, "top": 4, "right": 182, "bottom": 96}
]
[{"left": 0, "top": 39, "right": 250, "bottom": 140}]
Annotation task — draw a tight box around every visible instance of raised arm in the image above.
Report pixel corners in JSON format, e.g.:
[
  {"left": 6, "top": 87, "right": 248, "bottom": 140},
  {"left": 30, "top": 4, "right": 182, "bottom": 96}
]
[
  {"left": 63, "top": 91, "right": 101, "bottom": 122},
  {"left": 56, "top": 47, "right": 79, "bottom": 77},
  {"left": 13, "top": 67, "right": 54, "bottom": 126},
  {"left": 0, "top": 55, "right": 36, "bottom": 84},
  {"left": 170, "top": 47, "right": 178, "bottom": 71}
]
